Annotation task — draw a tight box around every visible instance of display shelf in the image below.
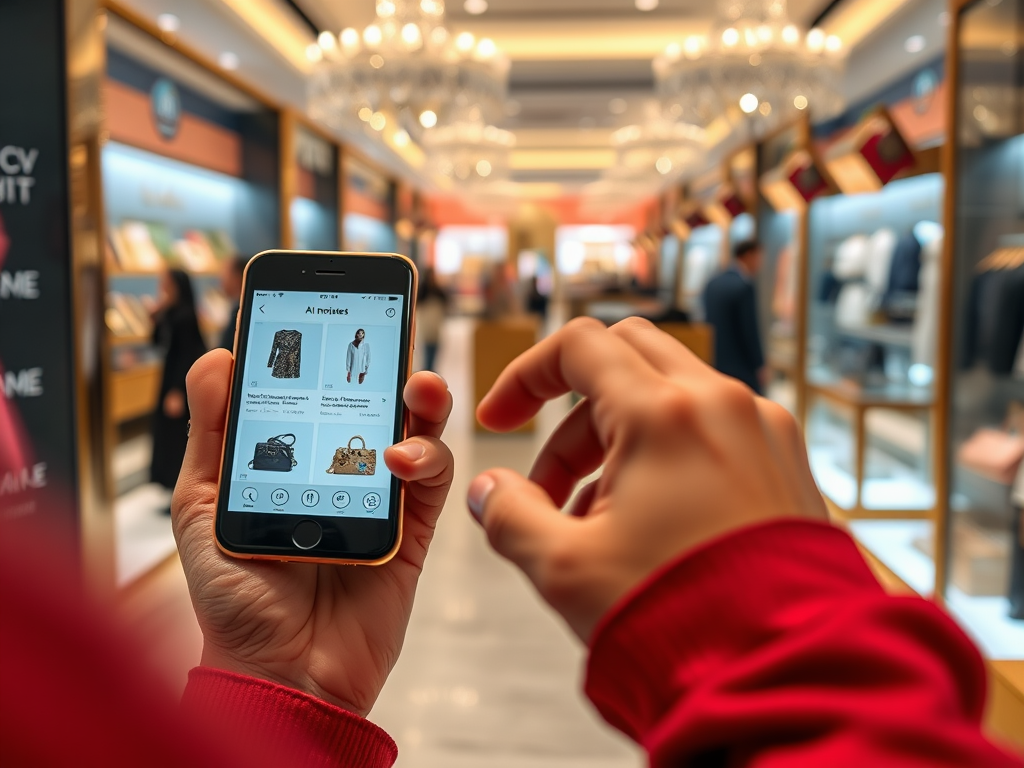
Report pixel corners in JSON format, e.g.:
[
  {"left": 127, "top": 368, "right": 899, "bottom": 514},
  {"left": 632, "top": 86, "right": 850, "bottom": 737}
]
[
  {"left": 109, "top": 363, "right": 161, "bottom": 424},
  {"left": 806, "top": 375, "right": 935, "bottom": 517},
  {"left": 836, "top": 324, "right": 915, "bottom": 348}
]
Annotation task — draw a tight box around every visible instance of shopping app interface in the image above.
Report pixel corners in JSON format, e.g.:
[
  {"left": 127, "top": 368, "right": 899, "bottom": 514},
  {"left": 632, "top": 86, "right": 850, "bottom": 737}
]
[{"left": 228, "top": 290, "right": 404, "bottom": 519}]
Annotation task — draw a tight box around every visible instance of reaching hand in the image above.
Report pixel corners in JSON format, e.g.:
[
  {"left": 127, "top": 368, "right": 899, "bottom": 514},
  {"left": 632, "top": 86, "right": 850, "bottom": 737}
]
[
  {"left": 469, "top": 317, "right": 826, "bottom": 642},
  {"left": 172, "top": 350, "right": 454, "bottom": 716}
]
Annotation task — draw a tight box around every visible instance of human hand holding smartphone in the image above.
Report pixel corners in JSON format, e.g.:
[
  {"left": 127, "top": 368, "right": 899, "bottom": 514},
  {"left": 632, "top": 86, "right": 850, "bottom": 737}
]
[{"left": 168, "top": 251, "right": 454, "bottom": 715}]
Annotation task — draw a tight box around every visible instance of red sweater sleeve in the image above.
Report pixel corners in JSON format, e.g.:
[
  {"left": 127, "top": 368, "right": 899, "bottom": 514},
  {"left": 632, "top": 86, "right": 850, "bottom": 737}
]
[
  {"left": 584, "top": 519, "right": 1022, "bottom": 768},
  {"left": 181, "top": 668, "right": 397, "bottom": 768}
]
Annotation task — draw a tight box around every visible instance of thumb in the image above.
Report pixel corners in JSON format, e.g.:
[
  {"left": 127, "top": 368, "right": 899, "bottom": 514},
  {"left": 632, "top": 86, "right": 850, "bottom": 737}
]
[
  {"left": 468, "top": 468, "right": 572, "bottom": 585},
  {"left": 171, "top": 349, "right": 232, "bottom": 533}
]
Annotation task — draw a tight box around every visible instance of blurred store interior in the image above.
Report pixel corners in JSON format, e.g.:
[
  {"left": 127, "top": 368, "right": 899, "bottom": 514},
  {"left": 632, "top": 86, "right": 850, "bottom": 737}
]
[{"left": 2, "top": 0, "right": 1023, "bottom": 762}]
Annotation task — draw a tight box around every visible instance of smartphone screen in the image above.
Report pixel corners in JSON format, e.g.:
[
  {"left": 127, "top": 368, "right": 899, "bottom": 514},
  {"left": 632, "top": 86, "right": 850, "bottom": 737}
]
[
  {"left": 215, "top": 251, "right": 415, "bottom": 563},
  {"left": 227, "top": 290, "right": 403, "bottom": 518}
]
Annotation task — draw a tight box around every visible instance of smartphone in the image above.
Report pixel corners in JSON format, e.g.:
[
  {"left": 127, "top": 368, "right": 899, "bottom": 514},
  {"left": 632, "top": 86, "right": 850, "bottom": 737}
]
[{"left": 214, "top": 250, "right": 417, "bottom": 565}]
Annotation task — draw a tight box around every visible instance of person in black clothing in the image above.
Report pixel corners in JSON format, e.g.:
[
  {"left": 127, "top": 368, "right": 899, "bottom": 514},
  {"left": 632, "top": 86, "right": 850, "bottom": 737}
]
[
  {"left": 150, "top": 269, "right": 207, "bottom": 498},
  {"left": 217, "top": 255, "right": 249, "bottom": 351},
  {"left": 702, "top": 239, "right": 766, "bottom": 394}
]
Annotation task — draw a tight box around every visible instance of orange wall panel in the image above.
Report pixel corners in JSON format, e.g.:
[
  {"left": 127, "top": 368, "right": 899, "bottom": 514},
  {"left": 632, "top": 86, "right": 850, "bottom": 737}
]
[
  {"left": 103, "top": 79, "right": 242, "bottom": 177},
  {"left": 346, "top": 187, "right": 390, "bottom": 221}
]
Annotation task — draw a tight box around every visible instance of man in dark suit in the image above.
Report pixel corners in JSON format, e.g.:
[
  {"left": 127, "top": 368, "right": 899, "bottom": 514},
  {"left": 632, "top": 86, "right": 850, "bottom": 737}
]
[{"left": 702, "top": 239, "right": 766, "bottom": 394}]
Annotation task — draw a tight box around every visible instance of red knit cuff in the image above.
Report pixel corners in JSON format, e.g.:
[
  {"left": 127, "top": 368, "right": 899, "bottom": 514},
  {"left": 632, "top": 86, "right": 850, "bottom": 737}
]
[
  {"left": 182, "top": 667, "right": 397, "bottom": 768},
  {"left": 584, "top": 519, "right": 884, "bottom": 743}
]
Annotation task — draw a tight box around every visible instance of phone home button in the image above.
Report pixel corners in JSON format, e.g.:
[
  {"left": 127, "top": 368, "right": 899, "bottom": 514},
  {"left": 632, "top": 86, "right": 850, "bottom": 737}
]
[{"left": 292, "top": 520, "right": 322, "bottom": 550}]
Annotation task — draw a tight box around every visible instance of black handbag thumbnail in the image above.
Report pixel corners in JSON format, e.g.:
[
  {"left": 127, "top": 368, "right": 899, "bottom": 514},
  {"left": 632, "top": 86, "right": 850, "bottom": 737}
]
[{"left": 248, "top": 433, "right": 297, "bottom": 472}]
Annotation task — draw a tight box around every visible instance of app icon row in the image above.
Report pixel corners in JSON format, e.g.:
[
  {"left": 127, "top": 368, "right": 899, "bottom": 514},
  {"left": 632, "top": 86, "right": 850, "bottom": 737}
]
[{"left": 243, "top": 487, "right": 381, "bottom": 512}]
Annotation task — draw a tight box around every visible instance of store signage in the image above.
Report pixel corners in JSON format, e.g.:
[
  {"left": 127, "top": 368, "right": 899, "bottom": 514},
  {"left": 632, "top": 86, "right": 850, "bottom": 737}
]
[
  {"left": 0, "top": 0, "right": 80, "bottom": 531},
  {"left": 151, "top": 77, "right": 182, "bottom": 140}
]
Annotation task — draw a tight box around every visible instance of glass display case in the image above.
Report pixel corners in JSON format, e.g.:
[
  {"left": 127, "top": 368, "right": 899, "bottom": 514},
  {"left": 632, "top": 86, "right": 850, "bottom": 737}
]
[
  {"left": 803, "top": 172, "right": 944, "bottom": 520},
  {"left": 940, "top": 0, "right": 1024, "bottom": 659}
]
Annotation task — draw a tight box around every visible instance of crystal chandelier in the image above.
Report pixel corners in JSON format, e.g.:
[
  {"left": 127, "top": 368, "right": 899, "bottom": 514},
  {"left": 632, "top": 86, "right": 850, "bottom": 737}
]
[
  {"left": 422, "top": 121, "right": 515, "bottom": 183},
  {"left": 653, "top": 0, "right": 845, "bottom": 136},
  {"left": 612, "top": 109, "right": 706, "bottom": 179},
  {"left": 308, "top": 0, "right": 509, "bottom": 138}
]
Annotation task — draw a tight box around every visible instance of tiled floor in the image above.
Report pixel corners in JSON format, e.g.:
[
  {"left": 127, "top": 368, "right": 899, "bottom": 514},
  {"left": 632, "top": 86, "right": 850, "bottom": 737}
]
[{"left": 119, "top": 317, "right": 642, "bottom": 767}]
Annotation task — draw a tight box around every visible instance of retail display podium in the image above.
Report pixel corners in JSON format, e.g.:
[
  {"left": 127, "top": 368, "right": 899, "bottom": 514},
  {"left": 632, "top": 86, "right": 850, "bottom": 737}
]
[{"left": 473, "top": 317, "right": 540, "bottom": 433}]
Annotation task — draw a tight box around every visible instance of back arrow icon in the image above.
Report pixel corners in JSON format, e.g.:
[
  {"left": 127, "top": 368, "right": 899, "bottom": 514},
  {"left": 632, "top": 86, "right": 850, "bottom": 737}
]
[{"left": 259, "top": 305, "right": 265, "bottom": 313}]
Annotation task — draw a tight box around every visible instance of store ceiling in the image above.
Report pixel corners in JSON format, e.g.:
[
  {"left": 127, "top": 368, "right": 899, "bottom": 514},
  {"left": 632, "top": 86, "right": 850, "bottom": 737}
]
[
  {"left": 292, "top": 0, "right": 835, "bottom": 188},
  {"left": 113, "top": 0, "right": 945, "bottom": 198}
]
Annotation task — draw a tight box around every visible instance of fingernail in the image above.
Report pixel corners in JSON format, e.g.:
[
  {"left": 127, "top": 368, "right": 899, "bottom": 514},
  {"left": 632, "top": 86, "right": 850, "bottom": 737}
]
[
  {"left": 428, "top": 371, "right": 448, "bottom": 388},
  {"left": 391, "top": 441, "right": 425, "bottom": 461},
  {"left": 467, "top": 474, "right": 495, "bottom": 522}
]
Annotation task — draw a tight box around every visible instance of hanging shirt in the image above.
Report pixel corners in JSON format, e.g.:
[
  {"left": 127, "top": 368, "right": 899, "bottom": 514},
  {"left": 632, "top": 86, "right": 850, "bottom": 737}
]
[{"left": 347, "top": 341, "right": 371, "bottom": 375}]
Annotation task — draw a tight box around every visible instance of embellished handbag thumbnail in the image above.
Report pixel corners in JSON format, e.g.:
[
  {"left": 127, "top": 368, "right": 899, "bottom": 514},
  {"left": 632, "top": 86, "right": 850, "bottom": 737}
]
[
  {"left": 326, "top": 436, "right": 377, "bottom": 476},
  {"left": 248, "top": 433, "right": 298, "bottom": 472}
]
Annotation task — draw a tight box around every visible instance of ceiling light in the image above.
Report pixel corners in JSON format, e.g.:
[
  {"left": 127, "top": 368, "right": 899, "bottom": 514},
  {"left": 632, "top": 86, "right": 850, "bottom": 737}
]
[
  {"left": 401, "top": 23, "right": 422, "bottom": 48},
  {"left": 369, "top": 112, "right": 386, "bottom": 131},
  {"left": 369, "top": 54, "right": 385, "bottom": 68},
  {"left": 739, "top": 93, "right": 759, "bottom": 113},
  {"left": 340, "top": 27, "right": 360, "bottom": 49},
  {"left": 421, "top": 0, "right": 443, "bottom": 14},
  {"left": 635, "top": 0, "right": 659, "bottom": 10},
  {"left": 793, "top": 94, "right": 808, "bottom": 110},
  {"left": 476, "top": 160, "right": 492, "bottom": 177},
  {"left": 781, "top": 24, "right": 799, "bottom": 44},
  {"left": 608, "top": 98, "right": 628, "bottom": 114},
  {"left": 318, "top": 31, "right": 336, "bottom": 50},
  {"left": 364, "top": 24, "right": 383, "bottom": 47},
  {"left": 758, "top": 101, "right": 772, "bottom": 115},
  {"left": 464, "top": 0, "right": 488, "bottom": 13},
  {"left": 306, "top": 43, "right": 323, "bottom": 62},
  {"left": 825, "top": 35, "right": 842, "bottom": 53},
  {"left": 393, "top": 129, "right": 410, "bottom": 146},
  {"left": 904, "top": 35, "right": 925, "bottom": 53},
  {"left": 655, "top": 156, "right": 672, "bottom": 174},
  {"left": 722, "top": 27, "right": 740, "bottom": 47},
  {"left": 218, "top": 51, "right": 239, "bottom": 70},
  {"left": 358, "top": 107, "right": 373, "bottom": 121},
  {"left": 378, "top": 1, "right": 396, "bottom": 17},
  {"left": 476, "top": 38, "right": 497, "bottom": 59},
  {"left": 156, "top": 13, "right": 179, "bottom": 33},
  {"left": 419, "top": 109, "right": 438, "bottom": 128},
  {"left": 455, "top": 31, "right": 476, "bottom": 52}
]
